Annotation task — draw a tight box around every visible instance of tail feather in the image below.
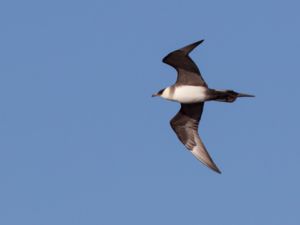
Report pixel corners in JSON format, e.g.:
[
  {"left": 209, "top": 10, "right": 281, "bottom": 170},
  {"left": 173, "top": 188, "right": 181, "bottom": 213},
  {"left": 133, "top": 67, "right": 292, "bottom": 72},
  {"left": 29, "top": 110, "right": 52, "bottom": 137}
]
[
  {"left": 237, "top": 93, "right": 255, "bottom": 98},
  {"left": 214, "top": 90, "right": 255, "bottom": 103}
]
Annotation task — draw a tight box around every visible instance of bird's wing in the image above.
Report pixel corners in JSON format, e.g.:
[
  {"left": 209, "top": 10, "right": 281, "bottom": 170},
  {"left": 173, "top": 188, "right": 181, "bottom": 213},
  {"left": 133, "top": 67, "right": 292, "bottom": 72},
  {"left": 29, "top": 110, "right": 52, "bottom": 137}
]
[
  {"left": 170, "top": 103, "right": 221, "bottom": 173},
  {"left": 162, "top": 40, "right": 207, "bottom": 87}
]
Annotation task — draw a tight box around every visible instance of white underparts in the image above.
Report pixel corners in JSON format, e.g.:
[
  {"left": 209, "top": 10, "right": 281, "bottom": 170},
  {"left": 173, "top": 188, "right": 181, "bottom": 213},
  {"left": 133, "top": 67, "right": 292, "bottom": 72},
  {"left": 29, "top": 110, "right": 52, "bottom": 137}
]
[{"left": 161, "top": 85, "right": 208, "bottom": 104}]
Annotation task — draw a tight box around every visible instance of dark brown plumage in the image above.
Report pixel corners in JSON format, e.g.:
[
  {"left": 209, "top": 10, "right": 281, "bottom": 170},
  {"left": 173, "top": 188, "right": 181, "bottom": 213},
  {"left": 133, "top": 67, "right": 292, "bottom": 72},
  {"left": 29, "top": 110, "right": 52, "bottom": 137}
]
[
  {"left": 170, "top": 103, "right": 221, "bottom": 173},
  {"left": 163, "top": 40, "right": 207, "bottom": 87},
  {"left": 154, "top": 39, "right": 254, "bottom": 173}
]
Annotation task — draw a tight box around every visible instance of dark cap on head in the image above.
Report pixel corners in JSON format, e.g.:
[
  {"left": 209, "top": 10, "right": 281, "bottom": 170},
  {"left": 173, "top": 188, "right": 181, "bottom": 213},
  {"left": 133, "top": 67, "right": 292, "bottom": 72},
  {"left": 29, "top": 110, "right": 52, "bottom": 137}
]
[{"left": 152, "top": 88, "right": 165, "bottom": 97}]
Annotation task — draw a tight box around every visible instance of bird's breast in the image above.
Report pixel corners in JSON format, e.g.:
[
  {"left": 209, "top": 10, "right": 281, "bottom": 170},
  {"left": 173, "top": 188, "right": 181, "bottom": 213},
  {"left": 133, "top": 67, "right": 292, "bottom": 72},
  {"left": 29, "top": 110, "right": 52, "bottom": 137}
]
[{"left": 172, "top": 86, "right": 208, "bottom": 103}]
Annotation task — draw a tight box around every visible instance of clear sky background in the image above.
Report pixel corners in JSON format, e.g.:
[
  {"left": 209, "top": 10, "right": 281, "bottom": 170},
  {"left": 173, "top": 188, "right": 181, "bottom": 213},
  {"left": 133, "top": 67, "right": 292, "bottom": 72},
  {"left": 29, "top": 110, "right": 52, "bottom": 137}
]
[{"left": 0, "top": 0, "right": 299, "bottom": 224}]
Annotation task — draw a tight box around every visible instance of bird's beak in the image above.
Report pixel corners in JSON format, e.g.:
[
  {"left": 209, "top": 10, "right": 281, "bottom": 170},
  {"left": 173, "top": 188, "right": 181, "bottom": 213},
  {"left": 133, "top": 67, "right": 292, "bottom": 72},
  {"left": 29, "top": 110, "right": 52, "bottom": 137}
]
[{"left": 152, "top": 93, "right": 158, "bottom": 97}]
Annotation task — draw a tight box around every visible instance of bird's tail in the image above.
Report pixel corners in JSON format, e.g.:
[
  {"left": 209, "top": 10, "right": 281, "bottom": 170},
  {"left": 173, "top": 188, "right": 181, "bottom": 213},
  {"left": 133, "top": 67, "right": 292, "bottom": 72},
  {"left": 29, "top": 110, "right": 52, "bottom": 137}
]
[{"left": 214, "top": 90, "right": 255, "bottom": 103}]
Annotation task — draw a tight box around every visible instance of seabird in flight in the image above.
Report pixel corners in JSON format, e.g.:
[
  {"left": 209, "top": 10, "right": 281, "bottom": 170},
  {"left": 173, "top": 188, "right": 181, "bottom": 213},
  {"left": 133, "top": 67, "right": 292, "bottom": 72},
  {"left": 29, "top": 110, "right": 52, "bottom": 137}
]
[{"left": 153, "top": 40, "right": 254, "bottom": 173}]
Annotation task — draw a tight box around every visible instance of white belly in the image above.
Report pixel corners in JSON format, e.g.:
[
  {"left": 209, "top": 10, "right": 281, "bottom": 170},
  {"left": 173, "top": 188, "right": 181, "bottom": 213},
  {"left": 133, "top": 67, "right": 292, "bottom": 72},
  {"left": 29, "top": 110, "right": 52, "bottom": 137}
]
[{"left": 163, "top": 86, "right": 208, "bottom": 103}]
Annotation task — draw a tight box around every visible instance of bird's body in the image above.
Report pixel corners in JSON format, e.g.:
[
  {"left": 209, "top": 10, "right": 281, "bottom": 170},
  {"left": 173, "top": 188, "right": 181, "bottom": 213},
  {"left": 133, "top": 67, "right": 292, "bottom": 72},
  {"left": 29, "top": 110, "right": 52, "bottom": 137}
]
[
  {"left": 153, "top": 39, "right": 254, "bottom": 173},
  {"left": 161, "top": 85, "right": 208, "bottom": 103},
  {"left": 159, "top": 85, "right": 254, "bottom": 104}
]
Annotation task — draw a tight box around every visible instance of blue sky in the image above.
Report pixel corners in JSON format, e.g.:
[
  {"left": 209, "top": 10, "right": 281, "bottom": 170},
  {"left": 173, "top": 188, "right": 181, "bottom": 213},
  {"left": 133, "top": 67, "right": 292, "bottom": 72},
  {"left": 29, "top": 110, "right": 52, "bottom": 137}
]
[{"left": 0, "top": 0, "right": 300, "bottom": 224}]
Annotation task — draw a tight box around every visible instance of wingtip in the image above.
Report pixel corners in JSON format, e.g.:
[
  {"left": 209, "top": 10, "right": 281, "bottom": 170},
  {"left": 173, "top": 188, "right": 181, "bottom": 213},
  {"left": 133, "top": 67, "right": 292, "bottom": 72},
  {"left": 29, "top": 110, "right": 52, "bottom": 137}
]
[
  {"left": 180, "top": 39, "right": 204, "bottom": 55},
  {"left": 190, "top": 147, "right": 222, "bottom": 174},
  {"left": 238, "top": 93, "right": 255, "bottom": 98},
  {"left": 198, "top": 39, "right": 205, "bottom": 44},
  {"left": 208, "top": 161, "right": 222, "bottom": 174},
  {"left": 213, "top": 167, "right": 222, "bottom": 174},
  {"left": 203, "top": 161, "right": 222, "bottom": 174},
  {"left": 193, "top": 39, "right": 204, "bottom": 45}
]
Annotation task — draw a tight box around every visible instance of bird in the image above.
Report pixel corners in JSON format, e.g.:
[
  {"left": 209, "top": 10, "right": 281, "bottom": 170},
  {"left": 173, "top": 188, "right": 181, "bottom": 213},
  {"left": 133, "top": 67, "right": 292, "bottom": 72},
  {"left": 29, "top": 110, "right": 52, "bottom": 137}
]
[{"left": 152, "top": 40, "right": 254, "bottom": 173}]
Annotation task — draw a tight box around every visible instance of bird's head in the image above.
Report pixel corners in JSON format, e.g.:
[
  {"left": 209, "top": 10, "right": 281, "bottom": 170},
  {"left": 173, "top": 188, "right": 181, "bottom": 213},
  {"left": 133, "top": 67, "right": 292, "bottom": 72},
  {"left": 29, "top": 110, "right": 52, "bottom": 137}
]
[{"left": 152, "top": 88, "right": 165, "bottom": 97}]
